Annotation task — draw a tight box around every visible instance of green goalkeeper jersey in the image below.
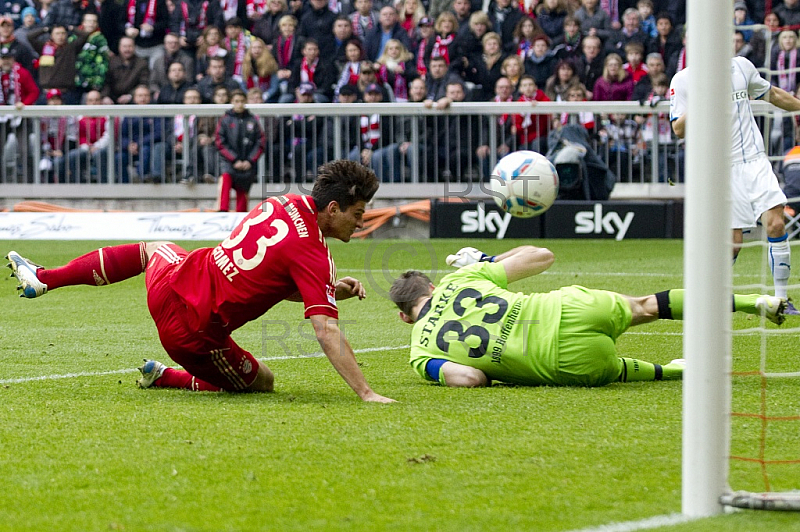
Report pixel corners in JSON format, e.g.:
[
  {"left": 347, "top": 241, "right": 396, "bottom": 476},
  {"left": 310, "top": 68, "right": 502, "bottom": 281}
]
[{"left": 409, "top": 262, "right": 562, "bottom": 385}]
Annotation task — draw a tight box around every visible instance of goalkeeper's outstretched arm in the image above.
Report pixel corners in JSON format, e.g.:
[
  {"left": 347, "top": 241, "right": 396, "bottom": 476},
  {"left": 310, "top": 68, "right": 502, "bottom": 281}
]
[{"left": 495, "top": 246, "right": 555, "bottom": 283}]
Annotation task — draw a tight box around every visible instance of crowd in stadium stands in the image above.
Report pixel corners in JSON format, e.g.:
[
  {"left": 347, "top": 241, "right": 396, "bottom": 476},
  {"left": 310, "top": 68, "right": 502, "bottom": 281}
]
[{"left": 1, "top": 0, "right": 797, "bottom": 187}]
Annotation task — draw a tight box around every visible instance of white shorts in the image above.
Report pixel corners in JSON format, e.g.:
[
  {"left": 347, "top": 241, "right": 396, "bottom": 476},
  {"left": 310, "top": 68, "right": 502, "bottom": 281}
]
[{"left": 731, "top": 155, "right": 786, "bottom": 229}]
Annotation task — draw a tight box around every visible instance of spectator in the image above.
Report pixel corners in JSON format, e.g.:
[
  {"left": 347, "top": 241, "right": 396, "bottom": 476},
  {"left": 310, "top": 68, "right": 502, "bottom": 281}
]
[
  {"left": 364, "top": 6, "right": 411, "bottom": 61},
  {"left": 486, "top": 0, "right": 522, "bottom": 54},
  {"left": 103, "top": 36, "right": 150, "bottom": 104},
  {"left": 535, "top": 0, "right": 568, "bottom": 41},
  {"left": 450, "top": 10, "right": 488, "bottom": 67},
  {"left": 43, "top": 0, "right": 96, "bottom": 28},
  {"left": 413, "top": 15, "right": 433, "bottom": 78},
  {"left": 0, "top": 45, "right": 39, "bottom": 181},
  {"left": 124, "top": 0, "right": 169, "bottom": 69},
  {"left": 633, "top": 72, "right": 670, "bottom": 181},
  {"left": 13, "top": 7, "right": 42, "bottom": 51},
  {"left": 637, "top": 0, "right": 656, "bottom": 38},
  {"left": 605, "top": 7, "right": 648, "bottom": 56},
  {"left": 631, "top": 51, "right": 663, "bottom": 102},
  {"left": 355, "top": 59, "right": 391, "bottom": 99},
  {"left": 169, "top": 87, "right": 205, "bottom": 183},
  {"left": 750, "top": 11, "right": 781, "bottom": 70},
  {"left": 0, "top": 16, "right": 35, "bottom": 74},
  {"left": 525, "top": 34, "right": 556, "bottom": 88},
  {"left": 666, "top": 24, "right": 686, "bottom": 77},
  {"left": 424, "top": 54, "right": 459, "bottom": 101},
  {"left": 514, "top": 17, "right": 544, "bottom": 60},
  {"left": 335, "top": 37, "right": 364, "bottom": 99},
  {"left": 287, "top": 0, "right": 303, "bottom": 19},
  {"left": 457, "top": 31, "right": 506, "bottom": 100},
  {"left": 772, "top": 30, "right": 800, "bottom": 96},
  {"left": 331, "top": 14, "right": 353, "bottom": 65},
  {"left": 223, "top": 17, "right": 251, "bottom": 83},
  {"left": 774, "top": 0, "right": 800, "bottom": 28},
  {"left": 427, "top": 11, "right": 457, "bottom": 66},
  {"left": 150, "top": 33, "right": 195, "bottom": 95},
  {"left": 500, "top": 54, "right": 522, "bottom": 93},
  {"left": 116, "top": 85, "right": 166, "bottom": 183},
  {"left": 576, "top": 33, "right": 603, "bottom": 94},
  {"left": 646, "top": 11, "right": 680, "bottom": 65},
  {"left": 476, "top": 76, "right": 516, "bottom": 179},
  {"left": 270, "top": 14, "right": 299, "bottom": 99},
  {"left": 96, "top": 0, "right": 126, "bottom": 55},
  {"left": 734, "top": 29, "right": 758, "bottom": 66},
  {"left": 29, "top": 24, "right": 90, "bottom": 104},
  {"left": 552, "top": 15, "right": 582, "bottom": 61},
  {"left": 250, "top": 0, "right": 286, "bottom": 45},
  {"left": 622, "top": 40, "right": 647, "bottom": 84},
  {"left": 282, "top": 82, "right": 326, "bottom": 181},
  {"left": 74, "top": 13, "right": 109, "bottom": 95},
  {"left": 170, "top": 0, "right": 223, "bottom": 54},
  {"left": 221, "top": 0, "right": 249, "bottom": 23},
  {"left": 348, "top": 83, "right": 404, "bottom": 182},
  {"left": 297, "top": 0, "right": 336, "bottom": 60},
  {"left": 328, "top": 83, "right": 360, "bottom": 162},
  {"left": 287, "top": 38, "right": 336, "bottom": 102},
  {"left": 592, "top": 52, "right": 633, "bottom": 101},
  {"left": 195, "top": 25, "right": 226, "bottom": 81},
  {"left": 574, "top": 0, "right": 613, "bottom": 42},
  {"left": 197, "top": 55, "right": 241, "bottom": 102},
  {"left": 348, "top": 0, "right": 378, "bottom": 39},
  {"left": 66, "top": 89, "right": 112, "bottom": 183},
  {"left": 544, "top": 58, "right": 579, "bottom": 101},
  {"left": 195, "top": 85, "right": 229, "bottom": 181},
  {"left": 450, "top": 0, "right": 472, "bottom": 32},
  {"left": 514, "top": 74, "right": 550, "bottom": 152},
  {"left": 557, "top": 81, "right": 595, "bottom": 131},
  {"left": 242, "top": 37, "right": 277, "bottom": 99},
  {"left": 397, "top": 0, "right": 424, "bottom": 41},
  {"left": 375, "top": 38, "right": 415, "bottom": 101},
  {"left": 433, "top": 81, "right": 482, "bottom": 179},
  {"left": 38, "top": 0, "right": 56, "bottom": 24},
  {"left": 214, "top": 89, "right": 265, "bottom": 211},
  {"left": 156, "top": 61, "right": 191, "bottom": 103},
  {"left": 38, "top": 89, "right": 76, "bottom": 183}
]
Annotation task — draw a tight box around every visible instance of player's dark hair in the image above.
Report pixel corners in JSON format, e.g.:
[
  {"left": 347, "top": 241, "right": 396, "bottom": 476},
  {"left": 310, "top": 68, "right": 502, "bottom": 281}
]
[
  {"left": 389, "top": 270, "right": 432, "bottom": 318},
  {"left": 311, "top": 160, "right": 379, "bottom": 213}
]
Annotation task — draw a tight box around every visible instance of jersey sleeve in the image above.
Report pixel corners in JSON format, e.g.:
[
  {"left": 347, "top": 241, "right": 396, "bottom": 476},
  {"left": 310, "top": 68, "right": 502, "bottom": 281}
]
[
  {"left": 446, "top": 262, "right": 508, "bottom": 289},
  {"left": 291, "top": 248, "right": 338, "bottom": 320},
  {"left": 740, "top": 57, "right": 771, "bottom": 99},
  {"left": 669, "top": 71, "right": 687, "bottom": 122}
]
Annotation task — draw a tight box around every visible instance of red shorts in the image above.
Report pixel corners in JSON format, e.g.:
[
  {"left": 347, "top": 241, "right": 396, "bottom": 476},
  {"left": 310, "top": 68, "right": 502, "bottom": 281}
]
[{"left": 145, "top": 243, "right": 260, "bottom": 391}]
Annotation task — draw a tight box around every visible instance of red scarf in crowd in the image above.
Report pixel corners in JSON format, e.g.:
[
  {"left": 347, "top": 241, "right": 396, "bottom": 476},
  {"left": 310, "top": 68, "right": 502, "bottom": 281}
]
[
  {"left": 416, "top": 38, "right": 428, "bottom": 77},
  {"left": 226, "top": 32, "right": 247, "bottom": 78},
  {"left": 518, "top": 0, "right": 535, "bottom": 16},
  {"left": 39, "top": 41, "right": 58, "bottom": 68},
  {"left": 378, "top": 63, "right": 407, "bottom": 101},
  {"left": 0, "top": 64, "right": 22, "bottom": 105},
  {"left": 677, "top": 47, "right": 686, "bottom": 72},
  {"left": 516, "top": 39, "right": 532, "bottom": 60},
  {"left": 600, "top": 0, "right": 618, "bottom": 23},
  {"left": 180, "top": 0, "right": 209, "bottom": 37},
  {"left": 246, "top": 71, "right": 271, "bottom": 94},
  {"left": 350, "top": 12, "right": 374, "bottom": 38},
  {"left": 518, "top": 93, "right": 536, "bottom": 129},
  {"left": 431, "top": 33, "right": 454, "bottom": 64},
  {"left": 173, "top": 115, "right": 196, "bottom": 142},
  {"left": 42, "top": 116, "right": 69, "bottom": 151},
  {"left": 277, "top": 35, "right": 293, "bottom": 67},
  {"left": 128, "top": 0, "right": 157, "bottom": 28},
  {"left": 360, "top": 114, "right": 380, "bottom": 148},
  {"left": 300, "top": 57, "right": 317, "bottom": 83},
  {"left": 778, "top": 48, "right": 798, "bottom": 92}
]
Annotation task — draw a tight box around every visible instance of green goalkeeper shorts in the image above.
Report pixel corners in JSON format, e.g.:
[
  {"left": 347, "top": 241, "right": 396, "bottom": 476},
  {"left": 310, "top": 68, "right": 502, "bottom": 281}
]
[{"left": 553, "top": 286, "right": 632, "bottom": 387}]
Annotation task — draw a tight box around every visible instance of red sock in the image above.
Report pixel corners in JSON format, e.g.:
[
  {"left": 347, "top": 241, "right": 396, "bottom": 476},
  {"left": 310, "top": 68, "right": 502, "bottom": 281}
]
[
  {"left": 235, "top": 190, "right": 249, "bottom": 212},
  {"left": 218, "top": 173, "right": 232, "bottom": 211},
  {"left": 38, "top": 243, "right": 147, "bottom": 290},
  {"left": 155, "top": 367, "right": 222, "bottom": 392}
]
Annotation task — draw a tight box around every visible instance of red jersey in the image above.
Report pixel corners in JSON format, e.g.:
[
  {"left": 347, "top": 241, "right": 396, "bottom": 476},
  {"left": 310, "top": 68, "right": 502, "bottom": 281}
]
[{"left": 169, "top": 194, "right": 338, "bottom": 331}]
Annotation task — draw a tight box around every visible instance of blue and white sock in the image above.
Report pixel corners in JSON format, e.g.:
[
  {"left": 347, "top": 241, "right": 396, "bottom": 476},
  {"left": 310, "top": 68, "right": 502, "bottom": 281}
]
[{"left": 768, "top": 233, "right": 791, "bottom": 299}]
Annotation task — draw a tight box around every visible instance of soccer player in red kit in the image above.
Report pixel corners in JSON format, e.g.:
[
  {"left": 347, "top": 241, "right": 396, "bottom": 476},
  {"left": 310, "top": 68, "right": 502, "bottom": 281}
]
[{"left": 7, "top": 160, "right": 394, "bottom": 403}]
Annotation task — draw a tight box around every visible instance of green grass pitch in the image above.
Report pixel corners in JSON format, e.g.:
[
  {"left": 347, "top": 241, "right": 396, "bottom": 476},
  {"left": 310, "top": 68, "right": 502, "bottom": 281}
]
[{"left": 1, "top": 239, "right": 799, "bottom": 531}]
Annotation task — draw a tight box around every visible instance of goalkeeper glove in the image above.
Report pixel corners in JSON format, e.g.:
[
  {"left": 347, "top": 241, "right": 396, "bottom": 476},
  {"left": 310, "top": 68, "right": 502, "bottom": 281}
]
[{"left": 445, "top": 247, "right": 496, "bottom": 268}]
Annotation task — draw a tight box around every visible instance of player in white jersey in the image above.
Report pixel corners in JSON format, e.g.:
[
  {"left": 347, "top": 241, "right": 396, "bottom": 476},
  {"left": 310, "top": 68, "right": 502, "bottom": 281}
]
[{"left": 670, "top": 56, "right": 800, "bottom": 312}]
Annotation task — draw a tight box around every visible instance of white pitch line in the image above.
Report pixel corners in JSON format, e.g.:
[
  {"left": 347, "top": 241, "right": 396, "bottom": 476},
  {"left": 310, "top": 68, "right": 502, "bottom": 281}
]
[
  {"left": 0, "top": 345, "right": 412, "bottom": 385},
  {"left": 564, "top": 513, "right": 694, "bottom": 532}
]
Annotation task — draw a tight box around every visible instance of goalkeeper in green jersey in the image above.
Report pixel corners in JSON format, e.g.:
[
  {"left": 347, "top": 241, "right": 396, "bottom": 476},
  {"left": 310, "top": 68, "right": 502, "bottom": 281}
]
[{"left": 389, "top": 245, "right": 788, "bottom": 388}]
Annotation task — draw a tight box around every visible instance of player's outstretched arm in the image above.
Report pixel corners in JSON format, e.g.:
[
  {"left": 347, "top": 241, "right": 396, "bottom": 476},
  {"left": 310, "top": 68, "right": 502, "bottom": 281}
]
[
  {"left": 765, "top": 86, "right": 800, "bottom": 113},
  {"left": 441, "top": 362, "right": 489, "bottom": 387},
  {"left": 495, "top": 245, "right": 555, "bottom": 284},
  {"left": 309, "top": 314, "right": 396, "bottom": 403}
]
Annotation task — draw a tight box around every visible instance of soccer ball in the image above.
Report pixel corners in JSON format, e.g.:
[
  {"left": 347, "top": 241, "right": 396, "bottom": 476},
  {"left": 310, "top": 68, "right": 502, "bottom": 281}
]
[{"left": 489, "top": 151, "right": 559, "bottom": 218}]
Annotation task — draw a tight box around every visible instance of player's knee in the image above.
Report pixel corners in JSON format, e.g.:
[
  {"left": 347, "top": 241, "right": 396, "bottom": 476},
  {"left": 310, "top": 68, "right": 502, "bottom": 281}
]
[
  {"left": 144, "top": 241, "right": 175, "bottom": 261},
  {"left": 766, "top": 217, "right": 786, "bottom": 239},
  {"left": 248, "top": 362, "right": 274, "bottom": 393}
]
